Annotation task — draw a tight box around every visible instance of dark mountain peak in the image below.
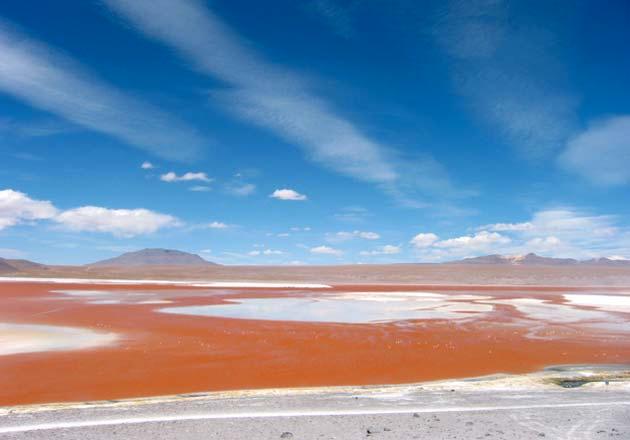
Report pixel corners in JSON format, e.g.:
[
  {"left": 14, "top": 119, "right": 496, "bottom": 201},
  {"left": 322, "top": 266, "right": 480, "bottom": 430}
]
[{"left": 89, "top": 248, "right": 217, "bottom": 267}]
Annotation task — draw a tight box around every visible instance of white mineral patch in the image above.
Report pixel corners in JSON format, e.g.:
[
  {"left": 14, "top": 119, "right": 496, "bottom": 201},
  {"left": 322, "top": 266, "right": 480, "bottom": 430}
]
[
  {"left": 0, "top": 277, "right": 331, "bottom": 289},
  {"left": 487, "top": 298, "right": 613, "bottom": 323},
  {"left": 564, "top": 294, "right": 630, "bottom": 313},
  {"left": 0, "top": 323, "right": 117, "bottom": 356},
  {"left": 159, "top": 292, "right": 493, "bottom": 324}
]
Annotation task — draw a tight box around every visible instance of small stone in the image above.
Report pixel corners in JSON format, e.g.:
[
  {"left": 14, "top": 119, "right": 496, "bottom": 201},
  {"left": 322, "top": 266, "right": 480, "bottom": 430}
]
[
  {"left": 413, "top": 413, "right": 420, "bottom": 418},
  {"left": 280, "top": 432, "right": 293, "bottom": 439}
]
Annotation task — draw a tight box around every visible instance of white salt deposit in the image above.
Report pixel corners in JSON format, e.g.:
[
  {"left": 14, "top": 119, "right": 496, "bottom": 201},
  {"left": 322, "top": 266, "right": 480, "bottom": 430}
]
[
  {"left": 159, "top": 292, "right": 493, "bottom": 324},
  {"left": 564, "top": 294, "right": 630, "bottom": 313},
  {"left": 0, "top": 322, "right": 117, "bottom": 356},
  {"left": 0, "top": 277, "right": 331, "bottom": 289},
  {"left": 486, "top": 298, "right": 613, "bottom": 323}
]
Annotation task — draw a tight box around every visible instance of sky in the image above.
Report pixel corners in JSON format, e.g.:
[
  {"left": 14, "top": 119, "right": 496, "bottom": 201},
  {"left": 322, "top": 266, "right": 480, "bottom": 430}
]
[{"left": 1, "top": 0, "right": 630, "bottom": 265}]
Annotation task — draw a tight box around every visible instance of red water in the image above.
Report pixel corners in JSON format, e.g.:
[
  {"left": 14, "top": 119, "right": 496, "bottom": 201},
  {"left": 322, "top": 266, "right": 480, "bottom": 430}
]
[{"left": 1, "top": 282, "right": 629, "bottom": 406}]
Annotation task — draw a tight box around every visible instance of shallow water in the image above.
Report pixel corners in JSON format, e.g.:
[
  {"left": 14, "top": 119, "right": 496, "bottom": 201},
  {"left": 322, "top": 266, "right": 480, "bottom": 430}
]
[{"left": 1, "top": 281, "right": 629, "bottom": 406}]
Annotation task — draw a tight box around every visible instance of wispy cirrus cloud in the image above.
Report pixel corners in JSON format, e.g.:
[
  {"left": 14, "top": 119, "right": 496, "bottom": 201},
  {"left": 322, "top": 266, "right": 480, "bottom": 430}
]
[
  {"left": 305, "top": 0, "right": 357, "bottom": 39},
  {"left": 559, "top": 116, "right": 630, "bottom": 186},
  {"left": 103, "top": 0, "right": 458, "bottom": 204},
  {"left": 433, "top": 0, "right": 579, "bottom": 158},
  {"left": 0, "top": 20, "right": 204, "bottom": 162}
]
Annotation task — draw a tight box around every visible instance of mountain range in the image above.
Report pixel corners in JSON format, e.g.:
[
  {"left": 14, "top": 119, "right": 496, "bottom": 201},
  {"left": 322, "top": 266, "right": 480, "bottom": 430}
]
[
  {"left": 1, "top": 251, "right": 629, "bottom": 277},
  {"left": 453, "top": 253, "right": 630, "bottom": 266}
]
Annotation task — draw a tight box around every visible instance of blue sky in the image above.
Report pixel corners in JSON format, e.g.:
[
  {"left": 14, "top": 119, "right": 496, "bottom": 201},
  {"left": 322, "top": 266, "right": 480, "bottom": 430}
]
[{"left": 1, "top": 0, "right": 630, "bottom": 265}]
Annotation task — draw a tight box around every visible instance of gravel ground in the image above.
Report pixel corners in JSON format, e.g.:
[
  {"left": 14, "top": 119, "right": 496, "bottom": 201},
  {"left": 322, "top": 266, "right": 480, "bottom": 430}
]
[{"left": 1, "top": 366, "right": 629, "bottom": 439}]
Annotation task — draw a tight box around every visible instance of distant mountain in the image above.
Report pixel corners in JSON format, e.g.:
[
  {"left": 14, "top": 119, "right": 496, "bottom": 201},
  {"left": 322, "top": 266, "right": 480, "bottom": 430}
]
[
  {"left": 452, "top": 253, "right": 630, "bottom": 266},
  {"left": 453, "top": 254, "right": 513, "bottom": 265},
  {"left": 89, "top": 249, "right": 217, "bottom": 267},
  {"left": 4, "top": 259, "right": 47, "bottom": 272},
  {"left": 0, "top": 258, "right": 17, "bottom": 274},
  {"left": 582, "top": 257, "right": 630, "bottom": 267}
]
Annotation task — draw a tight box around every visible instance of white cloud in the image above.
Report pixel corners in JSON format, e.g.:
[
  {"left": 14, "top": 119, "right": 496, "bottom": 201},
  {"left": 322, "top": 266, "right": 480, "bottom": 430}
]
[
  {"left": 290, "top": 226, "right": 311, "bottom": 232},
  {"left": 412, "top": 208, "right": 630, "bottom": 261},
  {"left": 207, "top": 221, "right": 228, "bottom": 229},
  {"left": 525, "top": 236, "right": 561, "bottom": 253},
  {"left": 330, "top": 230, "right": 380, "bottom": 242},
  {"left": 481, "top": 222, "right": 533, "bottom": 232},
  {"left": 160, "top": 171, "right": 212, "bottom": 183},
  {"left": 225, "top": 182, "right": 256, "bottom": 196},
  {"left": 559, "top": 116, "right": 630, "bottom": 186},
  {"left": 0, "top": 21, "right": 203, "bottom": 161},
  {"left": 410, "top": 232, "right": 439, "bottom": 248},
  {"left": 526, "top": 209, "right": 617, "bottom": 239},
  {"left": 104, "top": 0, "right": 456, "bottom": 203},
  {"left": 55, "top": 206, "right": 179, "bottom": 238},
  {"left": 434, "top": 231, "right": 510, "bottom": 250},
  {"left": 263, "top": 249, "right": 283, "bottom": 255},
  {"left": 360, "top": 245, "right": 401, "bottom": 256},
  {"left": 141, "top": 161, "right": 154, "bottom": 169},
  {"left": 248, "top": 249, "right": 284, "bottom": 256},
  {"left": 0, "top": 189, "right": 57, "bottom": 230},
  {"left": 506, "top": 208, "right": 629, "bottom": 258},
  {"left": 270, "top": 189, "right": 307, "bottom": 201},
  {"left": 310, "top": 245, "right": 343, "bottom": 256},
  {"left": 356, "top": 231, "right": 379, "bottom": 240}
]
